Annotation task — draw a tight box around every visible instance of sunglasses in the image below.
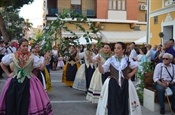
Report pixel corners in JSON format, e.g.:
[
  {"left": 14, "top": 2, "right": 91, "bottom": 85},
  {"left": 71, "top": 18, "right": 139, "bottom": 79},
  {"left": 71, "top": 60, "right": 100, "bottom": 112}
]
[{"left": 162, "top": 58, "right": 169, "bottom": 60}]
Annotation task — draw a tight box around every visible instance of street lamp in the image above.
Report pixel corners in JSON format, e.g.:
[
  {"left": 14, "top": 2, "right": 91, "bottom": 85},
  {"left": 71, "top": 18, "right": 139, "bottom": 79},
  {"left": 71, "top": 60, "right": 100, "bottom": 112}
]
[{"left": 159, "top": 32, "right": 164, "bottom": 44}]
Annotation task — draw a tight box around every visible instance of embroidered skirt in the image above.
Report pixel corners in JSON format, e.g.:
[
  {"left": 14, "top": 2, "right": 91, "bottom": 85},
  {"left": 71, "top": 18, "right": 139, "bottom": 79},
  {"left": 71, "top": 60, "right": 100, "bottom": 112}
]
[
  {"left": 73, "top": 64, "right": 86, "bottom": 91},
  {"left": 0, "top": 76, "right": 53, "bottom": 115},
  {"left": 86, "top": 68, "right": 110, "bottom": 103}
]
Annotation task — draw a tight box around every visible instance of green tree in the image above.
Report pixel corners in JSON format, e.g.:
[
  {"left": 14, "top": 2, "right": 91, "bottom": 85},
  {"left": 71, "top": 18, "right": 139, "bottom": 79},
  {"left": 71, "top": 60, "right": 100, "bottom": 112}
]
[
  {"left": 1, "top": 7, "right": 25, "bottom": 40},
  {"left": 23, "top": 19, "right": 33, "bottom": 38},
  {"left": 33, "top": 11, "right": 101, "bottom": 55},
  {"left": 0, "top": 0, "right": 34, "bottom": 42},
  {"left": 24, "top": 19, "right": 33, "bottom": 31}
]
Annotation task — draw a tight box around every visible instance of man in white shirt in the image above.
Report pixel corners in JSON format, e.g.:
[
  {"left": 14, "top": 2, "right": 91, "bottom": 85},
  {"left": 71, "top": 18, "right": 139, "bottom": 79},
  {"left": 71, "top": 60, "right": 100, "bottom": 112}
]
[
  {"left": 129, "top": 42, "right": 138, "bottom": 60},
  {"left": 4, "top": 42, "right": 16, "bottom": 55},
  {"left": 129, "top": 42, "right": 138, "bottom": 81},
  {"left": 153, "top": 53, "right": 175, "bottom": 114}
]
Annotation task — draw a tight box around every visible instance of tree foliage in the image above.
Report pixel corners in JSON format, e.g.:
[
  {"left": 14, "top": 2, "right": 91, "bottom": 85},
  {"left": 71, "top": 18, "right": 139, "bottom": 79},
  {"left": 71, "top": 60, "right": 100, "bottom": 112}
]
[
  {"left": 0, "top": 0, "right": 34, "bottom": 42},
  {"left": 0, "top": 0, "right": 34, "bottom": 9},
  {"left": 32, "top": 11, "right": 101, "bottom": 56},
  {"left": 0, "top": 7, "right": 25, "bottom": 40}
]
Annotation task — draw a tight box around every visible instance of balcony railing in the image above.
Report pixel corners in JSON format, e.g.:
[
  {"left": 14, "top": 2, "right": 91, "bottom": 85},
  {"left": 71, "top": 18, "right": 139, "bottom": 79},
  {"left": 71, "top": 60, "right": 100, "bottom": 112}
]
[
  {"left": 47, "top": 8, "right": 58, "bottom": 16},
  {"left": 47, "top": 8, "right": 96, "bottom": 18}
]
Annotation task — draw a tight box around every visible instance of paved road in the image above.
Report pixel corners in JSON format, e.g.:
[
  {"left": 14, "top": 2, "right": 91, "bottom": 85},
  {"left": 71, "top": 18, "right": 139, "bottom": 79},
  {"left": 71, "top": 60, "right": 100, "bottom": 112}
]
[{"left": 0, "top": 70, "right": 173, "bottom": 115}]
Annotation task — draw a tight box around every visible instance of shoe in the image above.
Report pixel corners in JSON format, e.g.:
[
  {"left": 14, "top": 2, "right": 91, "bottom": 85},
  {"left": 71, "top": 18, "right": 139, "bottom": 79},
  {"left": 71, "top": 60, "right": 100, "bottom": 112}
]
[{"left": 160, "top": 108, "right": 165, "bottom": 114}]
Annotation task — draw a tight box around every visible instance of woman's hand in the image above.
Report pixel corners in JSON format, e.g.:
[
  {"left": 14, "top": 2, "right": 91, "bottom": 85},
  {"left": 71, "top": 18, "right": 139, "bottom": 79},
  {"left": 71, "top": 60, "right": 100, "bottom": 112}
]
[
  {"left": 126, "top": 73, "right": 133, "bottom": 79},
  {"left": 8, "top": 73, "right": 14, "bottom": 77},
  {"left": 96, "top": 55, "right": 101, "bottom": 63}
]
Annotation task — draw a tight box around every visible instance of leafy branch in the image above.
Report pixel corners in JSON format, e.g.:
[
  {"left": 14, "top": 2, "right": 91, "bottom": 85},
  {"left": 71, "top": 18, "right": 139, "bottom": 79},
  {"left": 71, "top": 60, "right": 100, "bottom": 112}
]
[
  {"left": 32, "top": 11, "right": 101, "bottom": 56},
  {"left": 136, "top": 62, "right": 154, "bottom": 103}
]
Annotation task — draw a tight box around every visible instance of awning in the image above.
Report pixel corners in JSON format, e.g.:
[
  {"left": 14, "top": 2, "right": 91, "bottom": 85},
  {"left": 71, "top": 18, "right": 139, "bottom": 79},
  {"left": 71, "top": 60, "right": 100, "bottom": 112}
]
[
  {"left": 100, "top": 31, "right": 146, "bottom": 43},
  {"left": 74, "top": 36, "right": 97, "bottom": 45},
  {"left": 62, "top": 31, "right": 101, "bottom": 39},
  {"left": 134, "top": 36, "right": 147, "bottom": 44}
]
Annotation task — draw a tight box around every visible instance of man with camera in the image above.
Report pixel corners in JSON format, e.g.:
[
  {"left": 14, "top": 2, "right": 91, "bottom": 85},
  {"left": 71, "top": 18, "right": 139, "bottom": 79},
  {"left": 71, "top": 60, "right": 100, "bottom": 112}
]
[{"left": 153, "top": 53, "right": 175, "bottom": 114}]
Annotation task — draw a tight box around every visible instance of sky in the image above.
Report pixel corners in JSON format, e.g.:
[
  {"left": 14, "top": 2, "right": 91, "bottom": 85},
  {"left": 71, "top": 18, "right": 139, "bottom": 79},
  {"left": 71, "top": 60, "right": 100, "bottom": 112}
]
[{"left": 19, "top": 0, "right": 43, "bottom": 28}]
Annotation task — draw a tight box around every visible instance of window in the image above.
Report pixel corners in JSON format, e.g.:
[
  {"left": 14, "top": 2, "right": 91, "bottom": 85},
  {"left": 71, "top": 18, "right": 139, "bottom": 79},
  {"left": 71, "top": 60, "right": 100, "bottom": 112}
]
[
  {"left": 154, "top": 16, "right": 158, "bottom": 24},
  {"left": 71, "top": 0, "right": 82, "bottom": 14},
  {"left": 109, "top": 0, "right": 126, "bottom": 10}
]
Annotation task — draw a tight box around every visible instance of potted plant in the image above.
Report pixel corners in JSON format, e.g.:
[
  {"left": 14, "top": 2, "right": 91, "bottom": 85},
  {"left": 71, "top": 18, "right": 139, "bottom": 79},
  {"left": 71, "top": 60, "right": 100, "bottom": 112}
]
[{"left": 136, "top": 61, "right": 154, "bottom": 103}]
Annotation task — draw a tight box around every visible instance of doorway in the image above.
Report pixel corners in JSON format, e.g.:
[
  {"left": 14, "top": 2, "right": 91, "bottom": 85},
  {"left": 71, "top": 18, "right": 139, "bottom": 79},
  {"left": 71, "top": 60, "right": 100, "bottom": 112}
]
[{"left": 163, "top": 25, "right": 173, "bottom": 43}]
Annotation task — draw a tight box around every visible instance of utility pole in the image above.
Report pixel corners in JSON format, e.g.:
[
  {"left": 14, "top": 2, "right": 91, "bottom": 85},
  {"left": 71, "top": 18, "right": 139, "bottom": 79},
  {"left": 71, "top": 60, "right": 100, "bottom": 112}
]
[{"left": 146, "top": 0, "right": 150, "bottom": 44}]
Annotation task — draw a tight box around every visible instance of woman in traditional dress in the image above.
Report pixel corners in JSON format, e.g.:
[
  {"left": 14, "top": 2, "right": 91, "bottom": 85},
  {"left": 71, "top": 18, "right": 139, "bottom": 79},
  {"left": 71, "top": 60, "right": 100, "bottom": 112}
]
[
  {"left": 62, "top": 45, "right": 80, "bottom": 87},
  {"left": 73, "top": 45, "right": 96, "bottom": 93},
  {"left": 31, "top": 46, "right": 47, "bottom": 90},
  {"left": 86, "top": 44, "right": 112, "bottom": 103},
  {"left": 96, "top": 42, "right": 142, "bottom": 115},
  {"left": 0, "top": 38, "right": 53, "bottom": 115}
]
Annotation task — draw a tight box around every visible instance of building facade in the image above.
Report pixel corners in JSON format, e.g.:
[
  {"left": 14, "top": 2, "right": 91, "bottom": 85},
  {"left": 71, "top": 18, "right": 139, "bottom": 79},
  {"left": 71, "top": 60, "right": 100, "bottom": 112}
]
[
  {"left": 149, "top": 0, "right": 175, "bottom": 45},
  {"left": 43, "top": 0, "right": 148, "bottom": 44}
]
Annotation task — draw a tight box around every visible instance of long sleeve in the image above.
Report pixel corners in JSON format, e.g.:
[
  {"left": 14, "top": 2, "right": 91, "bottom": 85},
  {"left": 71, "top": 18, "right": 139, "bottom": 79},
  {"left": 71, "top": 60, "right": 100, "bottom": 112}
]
[{"left": 153, "top": 63, "right": 161, "bottom": 82}]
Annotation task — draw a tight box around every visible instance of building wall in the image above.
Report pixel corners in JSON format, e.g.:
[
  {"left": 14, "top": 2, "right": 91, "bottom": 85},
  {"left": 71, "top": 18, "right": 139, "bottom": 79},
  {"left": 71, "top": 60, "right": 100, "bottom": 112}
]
[
  {"left": 150, "top": 17, "right": 162, "bottom": 45},
  {"left": 64, "top": 22, "right": 146, "bottom": 32},
  {"left": 82, "top": 0, "right": 95, "bottom": 10},
  {"left": 57, "top": 0, "right": 70, "bottom": 12},
  {"left": 126, "top": 0, "right": 138, "bottom": 20},
  {"left": 150, "top": 0, "right": 162, "bottom": 12},
  {"left": 138, "top": 0, "right": 147, "bottom": 22},
  {"left": 82, "top": 0, "right": 95, "bottom": 15},
  {"left": 55, "top": 0, "right": 146, "bottom": 21},
  {"left": 96, "top": 0, "right": 108, "bottom": 18},
  {"left": 149, "top": 0, "right": 175, "bottom": 46},
  {"left": 99, "top": 23, "right": 133, "bottom": 31},
  {"left": 64, "top": 23, "right": 90, "bottom": 30},
  {"left": 150, "top": 11, "right": 175, "bottom": 45}
]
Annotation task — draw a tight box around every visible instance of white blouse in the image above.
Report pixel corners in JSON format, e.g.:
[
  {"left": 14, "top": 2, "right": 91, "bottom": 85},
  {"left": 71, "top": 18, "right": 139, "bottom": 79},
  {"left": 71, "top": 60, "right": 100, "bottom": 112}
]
[
  {"left": 1, "top": 53, "right": 43, "bottom": 68},
  {"left": 102, "top": 56, "right": 138, "bottom": 73}
]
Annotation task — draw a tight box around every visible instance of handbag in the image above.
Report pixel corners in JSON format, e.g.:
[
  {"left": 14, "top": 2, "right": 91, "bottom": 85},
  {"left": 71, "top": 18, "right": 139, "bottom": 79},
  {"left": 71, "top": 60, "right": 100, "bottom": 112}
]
[{"left": 165, "top": 87, "right": 173, "bottom": 96}]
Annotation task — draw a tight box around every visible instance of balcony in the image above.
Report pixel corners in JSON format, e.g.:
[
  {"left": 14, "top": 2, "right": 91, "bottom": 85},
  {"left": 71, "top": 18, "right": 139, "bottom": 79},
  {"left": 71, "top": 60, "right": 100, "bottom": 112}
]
[
  {"left": 108, "top": 10, "right": 126, "bottom": 20},
  {"left": 46, "top": 7, "right": 96, "bottom": 18}
]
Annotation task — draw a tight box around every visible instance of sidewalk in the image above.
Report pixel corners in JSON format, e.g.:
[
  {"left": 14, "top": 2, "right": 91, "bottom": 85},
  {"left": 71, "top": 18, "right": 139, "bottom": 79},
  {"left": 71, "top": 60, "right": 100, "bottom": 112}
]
[{"left": 142, "top": 105, "right": 173, "bottom": 115}]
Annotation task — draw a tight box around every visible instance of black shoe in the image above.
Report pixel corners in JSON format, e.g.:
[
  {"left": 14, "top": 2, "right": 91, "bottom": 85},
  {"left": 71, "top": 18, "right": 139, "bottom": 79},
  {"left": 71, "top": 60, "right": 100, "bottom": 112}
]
[{"left": 160, "top": 108, "right": 165, "bottom": 114}]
